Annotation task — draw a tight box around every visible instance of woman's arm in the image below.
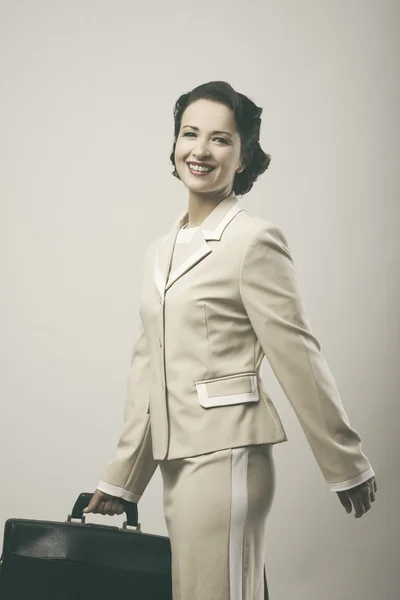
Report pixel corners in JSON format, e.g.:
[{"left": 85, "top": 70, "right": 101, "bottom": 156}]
[
  {"left": 96, "top": 319, "right": 158, "bottom": 503},
  {"left": 239, "top": 222, "right": 375, "bottom": 495}
]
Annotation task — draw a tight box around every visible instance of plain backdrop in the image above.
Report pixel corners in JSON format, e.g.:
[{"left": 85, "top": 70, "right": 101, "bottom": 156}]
[{"left": 1, "top": 1, "right": 399, "bottom": 598}]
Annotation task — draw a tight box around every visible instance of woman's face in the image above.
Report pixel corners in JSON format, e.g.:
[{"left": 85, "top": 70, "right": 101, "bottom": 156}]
[{"left": 174, "top": 99, "right": 244, "bottom": 197}]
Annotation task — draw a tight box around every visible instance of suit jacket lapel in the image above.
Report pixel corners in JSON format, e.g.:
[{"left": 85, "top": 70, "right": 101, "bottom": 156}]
[{"left": 154, "top": 193, "right": 244, "bottom": 298}]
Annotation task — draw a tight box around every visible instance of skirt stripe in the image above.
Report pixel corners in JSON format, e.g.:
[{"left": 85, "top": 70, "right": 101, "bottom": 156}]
[{"left": 229, "top": 447, "right": 248, "bottom": 600}]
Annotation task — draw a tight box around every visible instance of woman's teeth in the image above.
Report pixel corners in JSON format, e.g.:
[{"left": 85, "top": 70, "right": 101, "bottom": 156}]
[{"left": 188, "top": 163, "right": 213, "bottom": 172}]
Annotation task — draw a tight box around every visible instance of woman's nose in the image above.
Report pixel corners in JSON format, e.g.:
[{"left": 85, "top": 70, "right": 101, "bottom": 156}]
[{"left": 192, "top": 139, "right": 211, "bottom": 158}]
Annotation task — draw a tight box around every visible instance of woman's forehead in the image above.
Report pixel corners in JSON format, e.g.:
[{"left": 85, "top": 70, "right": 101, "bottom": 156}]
[{"left": 182, "top": 100, "right": 236, "bottom": 131}]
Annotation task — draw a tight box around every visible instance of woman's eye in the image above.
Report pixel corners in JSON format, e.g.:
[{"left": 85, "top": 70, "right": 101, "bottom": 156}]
[{"left": 182, "top": 132, "right": 228, "bottom": 144}]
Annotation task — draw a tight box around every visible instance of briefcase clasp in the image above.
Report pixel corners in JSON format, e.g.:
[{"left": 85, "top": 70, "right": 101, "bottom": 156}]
[
  {"left": 66, "top": 514, "right": 86, "bottom": 524},
  {"left": 121, "top": 520, "right": 142, "bottom": 534}
]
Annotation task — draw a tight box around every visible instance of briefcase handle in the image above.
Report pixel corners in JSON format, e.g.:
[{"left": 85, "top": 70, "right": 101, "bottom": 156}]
[{"left": 69, "top": 492, "right": 139, "bottom": 529}]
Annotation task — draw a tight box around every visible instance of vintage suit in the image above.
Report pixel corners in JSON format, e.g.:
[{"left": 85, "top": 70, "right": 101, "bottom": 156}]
[{"left": 97, "top": 193, "right": 374, "bottom": 599}]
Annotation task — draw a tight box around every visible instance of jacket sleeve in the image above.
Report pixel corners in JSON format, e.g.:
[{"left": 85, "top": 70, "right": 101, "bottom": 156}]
[
  {"left": 97, "top": 245, "right": 159, "bottom": 503},
  {"left": 239, "top": 222, "right": 374, "bottom": 492}
]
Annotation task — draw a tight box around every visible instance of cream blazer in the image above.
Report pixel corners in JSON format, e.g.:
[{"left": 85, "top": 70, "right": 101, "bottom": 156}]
[{"left": 98, "top": 193, "right": 374, "bottom": 502}]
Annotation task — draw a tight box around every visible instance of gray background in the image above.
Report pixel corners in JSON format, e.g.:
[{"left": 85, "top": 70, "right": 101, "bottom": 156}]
[{"left": 1, "top": 1, "right": 399, "bottom": 598}]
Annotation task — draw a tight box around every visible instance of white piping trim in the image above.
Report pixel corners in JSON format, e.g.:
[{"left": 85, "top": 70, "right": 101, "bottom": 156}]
[
  {"left": 203, "top": 203, "right": 244, "bottom": 240},
  {"left": 328, "top": 466, "right": 375, "bottom": 492},
  {"left": 97, "top": 480, "right": 141, "bottom": 503},
  {"left": 166, "top": 243, "right": 211, "bottom": 287},
  {"left": 154, "top": 249, "right": 165, "bottom": 299},
  {"left": 229, "top": 447, "right": 248, "bottom": 600},
  {"left": 196, "top": 375, "right": 259, "bottom": 408}
]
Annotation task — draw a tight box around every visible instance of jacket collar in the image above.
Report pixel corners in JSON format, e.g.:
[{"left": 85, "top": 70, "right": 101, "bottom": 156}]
[{"left": 155, "top": 193, "right": 244, "bottom": 297}]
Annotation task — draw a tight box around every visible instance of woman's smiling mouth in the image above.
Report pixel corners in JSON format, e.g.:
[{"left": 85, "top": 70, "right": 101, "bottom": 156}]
[{"left": 187, "top": 162, "right": 216, "bottom": 176}]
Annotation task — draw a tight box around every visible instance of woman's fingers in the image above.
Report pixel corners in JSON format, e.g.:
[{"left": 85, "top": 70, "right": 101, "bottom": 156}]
[
  {"left": 337, "top": 492, "right": 352, "bottom": 514},
  {"left": 116, "top": 502, "right": 125, "bottom": 515},
  {"left": 112, "top": 499, "right": 126, "bottom": 515},
  {"left": 361, "top": 492, "right": 372, "bottom": 513},
  {"left": 337, "top": 476, "right": 377, "bottom": 518},
  {"left": 370, "top": 486, "right": 376, "bottom": 502},
  {"left": 83, "top": 490, "right": 104, "bottom": 514},
  {"left": 350, "top": 486, "right": 372, "bottom": 518},
  {"left": 353, "top": 492, "right": 369, "bottom": 518},
  {"left": 103, "top": 499, "right": 115, "bottom": 515},
  {"left": 83, "top": 490, "right": 126, "bottom": 517}
]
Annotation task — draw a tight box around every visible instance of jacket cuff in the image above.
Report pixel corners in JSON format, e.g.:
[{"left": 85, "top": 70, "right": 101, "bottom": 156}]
[
  {"left": 97, "top": 480, "right": 141, "bottom": 503},
  {"left": 328, "top": 466, "right": 375, "bottom": 492}
]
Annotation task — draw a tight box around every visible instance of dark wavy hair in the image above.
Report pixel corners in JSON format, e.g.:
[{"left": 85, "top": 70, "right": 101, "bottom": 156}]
[{"left": 169, "top": 81, "right": 271, "bottom": 196}]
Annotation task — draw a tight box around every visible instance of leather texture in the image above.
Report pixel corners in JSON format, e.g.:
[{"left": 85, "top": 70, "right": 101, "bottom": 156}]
[
  {"left": 0, "top": 493, "right": 172, "bottom": 599},
  {"left": 0, "top": 496, "right": 269, "bottom": 599}
]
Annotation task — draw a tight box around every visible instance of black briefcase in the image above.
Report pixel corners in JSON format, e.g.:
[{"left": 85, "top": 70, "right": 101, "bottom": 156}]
[{"left": 0, "top": 492, "right": 172, "bottom": 600}]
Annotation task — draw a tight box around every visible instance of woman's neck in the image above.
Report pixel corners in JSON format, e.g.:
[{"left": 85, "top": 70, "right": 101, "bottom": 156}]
[{"left": 186, "top": 190, "right": 234, "bottom": 228}]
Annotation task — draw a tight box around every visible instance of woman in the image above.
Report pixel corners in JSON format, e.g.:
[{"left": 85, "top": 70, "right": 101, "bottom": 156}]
[{"left": 84, "top": 81, "right": 377, "bottom": 599}]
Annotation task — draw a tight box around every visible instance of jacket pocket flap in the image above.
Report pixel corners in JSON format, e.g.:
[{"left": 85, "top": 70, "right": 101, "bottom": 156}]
[{"left": 195, "top": 372, "right": 259, "bottom": 408}]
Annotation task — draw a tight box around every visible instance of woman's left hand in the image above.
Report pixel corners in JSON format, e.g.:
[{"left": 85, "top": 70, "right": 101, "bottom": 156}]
[{"left": 336, "top": 476, "right": 377, "bottom": 518}]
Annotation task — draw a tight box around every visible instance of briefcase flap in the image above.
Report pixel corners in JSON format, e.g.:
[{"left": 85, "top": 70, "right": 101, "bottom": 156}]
[
  {"left": 1, "top": 518, "right": 171, "bottom": 575},
  {"left": 0, "top": 493, "right": 172, "bottom": 599}
]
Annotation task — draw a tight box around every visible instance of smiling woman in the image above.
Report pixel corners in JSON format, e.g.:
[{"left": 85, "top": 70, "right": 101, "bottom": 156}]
[
  {"left": 84, "top": 80, "right": 377, "bottom": 600},
  {"left": 169, "top": 82, "right": 271, "bottom": 204}
]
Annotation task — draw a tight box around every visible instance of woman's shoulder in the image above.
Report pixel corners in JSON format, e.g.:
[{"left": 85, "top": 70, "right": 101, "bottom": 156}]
[{"left": 236, "top": 208, "right": 288, "bottom": 246}]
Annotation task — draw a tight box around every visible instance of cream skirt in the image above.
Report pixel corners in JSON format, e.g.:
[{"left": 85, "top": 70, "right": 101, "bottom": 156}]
[{"left": 159, "top": 444, "right": 276, "bottom": 600}]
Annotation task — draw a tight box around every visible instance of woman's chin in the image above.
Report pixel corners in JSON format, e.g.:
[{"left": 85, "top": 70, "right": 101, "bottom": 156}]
[{"left": 183, "top": 177, "right": 213, "bottom": 191}]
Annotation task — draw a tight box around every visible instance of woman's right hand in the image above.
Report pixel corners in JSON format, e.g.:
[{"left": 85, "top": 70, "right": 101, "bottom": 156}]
[{"left": 83, "top": 489, "right": 126, "bottom": 516}]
